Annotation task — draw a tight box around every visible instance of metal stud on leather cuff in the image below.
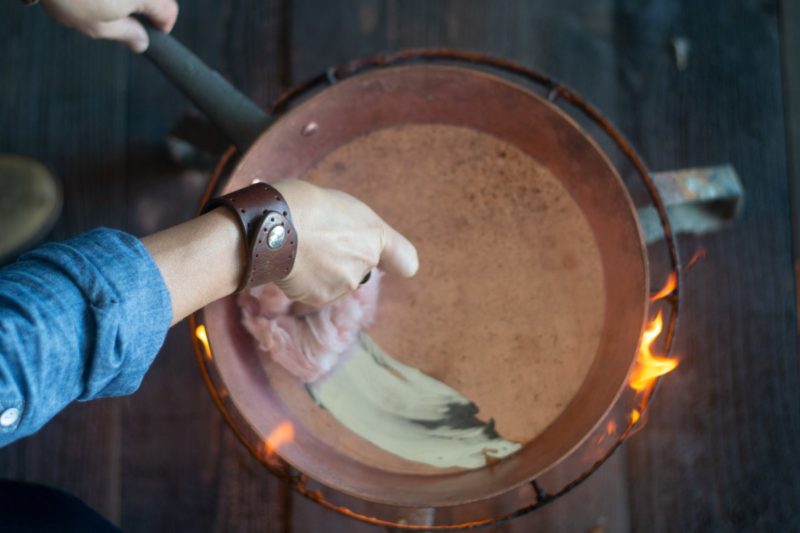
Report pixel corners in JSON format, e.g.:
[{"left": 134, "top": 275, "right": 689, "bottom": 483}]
[{"left": 202, "top": 182, "right": 298, "bottom": 291}]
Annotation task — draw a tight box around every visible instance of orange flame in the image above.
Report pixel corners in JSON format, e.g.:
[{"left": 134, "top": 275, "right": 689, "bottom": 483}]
[
  {"left": 265, "top": 421, "right": 295, "bottom": 456},
  {"left": 630, "top": 409, "right": 640, "bottom": 425},
  {"left": 629, "top": 312, "right": 678, "bottom": 391},
  {"left": 650, "top": 272, "right": 677, "bottom": 301},
  {"left": 593, "top": 418, "right": 619, "bottom": 448},
  {"left": 686, "top": 246, "right": 707, "bottom": 270},
  {"left": 195, "top": 324, "right": 212, "bottom": 360}
]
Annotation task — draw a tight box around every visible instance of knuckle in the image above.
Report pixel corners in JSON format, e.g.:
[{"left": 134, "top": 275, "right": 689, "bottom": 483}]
[
  {"left": 366, "top": 245, "right": 380, "bottom": 267},
  {"left": 347, "top": 277, "right": 361, "bottom": 292},
  {"left": 340, "top": 271, "right": 358, "bottom": 292},
  {"left": 164, "top": 0, "right": 180, "bottom": 21},
  {"left": 377, "top": 225, "right": 387, "bottom": 249},
  {"left": 370, "top": 227, "right": 385, "bottom": 260},
  {"left": 314, "top": 287, "right": 337, "bottom": 307}
]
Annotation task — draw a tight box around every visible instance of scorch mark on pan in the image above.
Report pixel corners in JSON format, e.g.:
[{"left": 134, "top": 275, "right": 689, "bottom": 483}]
[{"left": 308, "top": 332, "right": 522, "bottom": 469}]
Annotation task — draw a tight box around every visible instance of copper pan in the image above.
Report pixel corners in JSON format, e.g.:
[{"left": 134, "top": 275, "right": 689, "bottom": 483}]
[{"left": 141, "top": 28, "right": 648, "bottom": 508}]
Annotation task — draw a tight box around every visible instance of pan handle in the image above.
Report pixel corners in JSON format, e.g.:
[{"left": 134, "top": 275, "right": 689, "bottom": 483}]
[
  {"left": 138, "top": 18, "right": 270, "bottom": 152},
  {"left": 637, "top": 164, "right": 744, "bottom": 243}
]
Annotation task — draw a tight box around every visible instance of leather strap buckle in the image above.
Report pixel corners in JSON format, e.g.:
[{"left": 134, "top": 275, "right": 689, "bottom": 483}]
[{"left": 202, "top": 182, "right": 298, "bottom": 291}]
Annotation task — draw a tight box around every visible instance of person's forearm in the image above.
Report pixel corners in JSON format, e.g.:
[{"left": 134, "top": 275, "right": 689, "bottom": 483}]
[
  {"left": 0, "top": 212, "right": 244, "bottom": 446},
  {"left": 142, "top": 208, "right": 245, "bottom": 326},
  {"left": 0, "top": 178, "right": 419, "bottom": 446}
]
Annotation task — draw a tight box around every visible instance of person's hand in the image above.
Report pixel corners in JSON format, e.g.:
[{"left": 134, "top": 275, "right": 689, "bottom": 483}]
[
  {"left": 41, "top": 0, "right": 179, "bottom": 53},
  {"left": 271, "top": 179, "right": 419, "bottom": 307}
]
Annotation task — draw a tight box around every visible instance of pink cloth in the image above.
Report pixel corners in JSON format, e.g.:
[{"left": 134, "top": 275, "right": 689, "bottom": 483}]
[{"left": 238, "top": 271, "right": 382, "bottom": 383}]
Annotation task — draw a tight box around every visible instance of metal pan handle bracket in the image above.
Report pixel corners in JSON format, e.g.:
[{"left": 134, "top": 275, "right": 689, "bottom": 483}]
[{"left": 638, "top": 164, "right": 744, "bottom": 244}]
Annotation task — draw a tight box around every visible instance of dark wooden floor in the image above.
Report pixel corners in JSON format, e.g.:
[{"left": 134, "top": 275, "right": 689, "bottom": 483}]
[{"left": 1, "top": 1, "right": 799, "bottom": 531}]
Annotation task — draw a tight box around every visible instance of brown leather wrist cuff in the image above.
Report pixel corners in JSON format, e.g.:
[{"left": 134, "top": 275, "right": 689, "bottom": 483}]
[{"left": 202, "top": 182, "right": 297, "bottom": 291}]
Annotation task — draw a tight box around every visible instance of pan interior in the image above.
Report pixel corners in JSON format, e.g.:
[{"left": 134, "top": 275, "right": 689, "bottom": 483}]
[
  {"left": 254, "top": 123, "right": 605, "bottom": 475},
  {"left": 310, "top": 123, "right": 600, "bottom": 439},
  {"left": 204, "top": 65, "right": 647, "bottom": 507}
]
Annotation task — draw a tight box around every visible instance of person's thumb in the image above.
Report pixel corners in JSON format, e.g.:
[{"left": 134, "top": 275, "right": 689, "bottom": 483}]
[
  {"left": 88, "top": 17, "right": 149, "bottom": 52},
  {"left": 378, "top": 224, "right": 419, "bottom": 278}
]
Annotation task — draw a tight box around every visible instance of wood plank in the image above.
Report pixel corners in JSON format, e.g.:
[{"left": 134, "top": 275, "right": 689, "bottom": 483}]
[
  {"left": 2, "top": 1, "right": 796, "bottom": 531},
  {"left": 615, "top": 0, "right": 800, "bottom": 530},
  {"left": 0, "top": 2, "right": 129, "bottom": 524},
  {"left": 781, "top": 0, "right": 800, "bottom": 261},
  {"left": 780, "top": 0, "right": 800, "bottom": 333}
]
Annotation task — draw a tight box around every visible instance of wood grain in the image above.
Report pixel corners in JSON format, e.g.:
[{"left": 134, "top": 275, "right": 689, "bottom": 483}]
[
  {"left": 0, "top": 3, "right": 128, "bottom": 524},
  {"left": 781, "top": 0, "right": 800, "bottom": 262},
  {"left": 616, "top": 0, "right": 800, "bottom": 531},
  {"left": 781, "top": 0, "right": 800, "bottom": 335},
  {"left": 0, "top": 0, "right": 797, "bottom": 531}
]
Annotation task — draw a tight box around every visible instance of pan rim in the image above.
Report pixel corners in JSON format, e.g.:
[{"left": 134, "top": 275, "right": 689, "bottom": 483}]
[{"left": 197, "top": 63, "right": 650, "bottom": 508}]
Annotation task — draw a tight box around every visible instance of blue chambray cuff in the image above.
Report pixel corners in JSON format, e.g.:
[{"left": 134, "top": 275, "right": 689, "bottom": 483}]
[
  {"left": 67, "top": 229, "right": 173, "bottom": 399},
  {"left": 0, "top": 228, "right": 172, "bottom": 444},
  {"left": 15, "top": 228, "right": 173, "bottom": 401}
]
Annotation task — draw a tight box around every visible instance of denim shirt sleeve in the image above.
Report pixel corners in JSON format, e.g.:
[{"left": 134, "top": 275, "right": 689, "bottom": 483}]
[{"left": 0, "top": 228, "right": 172, "bottom": 446}]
